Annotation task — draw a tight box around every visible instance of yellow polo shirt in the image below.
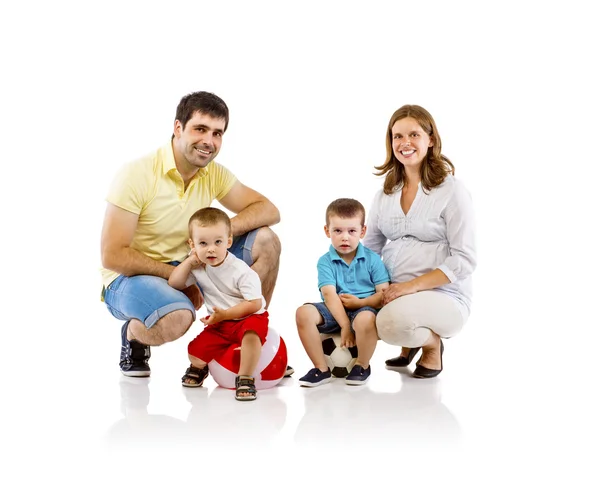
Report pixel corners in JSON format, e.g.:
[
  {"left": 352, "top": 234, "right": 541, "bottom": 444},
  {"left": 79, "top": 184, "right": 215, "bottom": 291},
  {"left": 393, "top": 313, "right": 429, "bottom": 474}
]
[{"left": 100, "top": 142, "right": 237, "bottom": 289}]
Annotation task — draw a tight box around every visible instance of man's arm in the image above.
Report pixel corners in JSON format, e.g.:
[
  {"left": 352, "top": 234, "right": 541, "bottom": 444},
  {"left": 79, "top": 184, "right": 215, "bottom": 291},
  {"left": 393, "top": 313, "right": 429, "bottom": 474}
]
[
  {"left": 101, "top": 203, "right": 175, "bottom": 279},
  {"left": 218, "top": 181, "right": 280, "bottom": 237}
]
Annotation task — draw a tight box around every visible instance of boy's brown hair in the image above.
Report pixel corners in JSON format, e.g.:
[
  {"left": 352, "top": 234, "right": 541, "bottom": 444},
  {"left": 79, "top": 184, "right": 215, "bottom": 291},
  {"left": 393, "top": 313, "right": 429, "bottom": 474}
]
[
  {"left": 188, "top": 207, "right": 232, "bottom": 237},
  {"left": 325, "top": 198, "right": 366, "bottom": 226}
]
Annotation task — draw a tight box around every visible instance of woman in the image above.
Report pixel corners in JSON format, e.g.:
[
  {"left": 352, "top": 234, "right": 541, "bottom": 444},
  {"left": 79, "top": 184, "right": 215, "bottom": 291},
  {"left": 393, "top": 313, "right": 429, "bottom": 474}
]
[{"left": 363, "top": 105, "right": 476, "bottom": 378}]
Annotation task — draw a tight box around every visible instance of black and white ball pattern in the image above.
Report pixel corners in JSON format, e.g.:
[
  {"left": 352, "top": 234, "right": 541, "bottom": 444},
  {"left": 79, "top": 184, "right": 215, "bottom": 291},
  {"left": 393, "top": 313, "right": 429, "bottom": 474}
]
[{"left": 321, "top": 333, "right": 358, "bottom": 378}]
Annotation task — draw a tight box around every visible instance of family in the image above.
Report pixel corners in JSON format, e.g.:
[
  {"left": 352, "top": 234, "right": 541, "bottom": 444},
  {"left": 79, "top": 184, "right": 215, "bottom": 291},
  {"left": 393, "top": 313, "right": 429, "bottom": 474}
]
[{"left": 100, "top": 91, "right": 477, "bottom": 401}]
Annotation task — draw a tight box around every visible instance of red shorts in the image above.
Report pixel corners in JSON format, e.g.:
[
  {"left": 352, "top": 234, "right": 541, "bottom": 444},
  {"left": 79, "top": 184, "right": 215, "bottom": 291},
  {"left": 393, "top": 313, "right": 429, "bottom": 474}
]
[{"left": 187, "top": 311, "right": 269, "bottom": 363}]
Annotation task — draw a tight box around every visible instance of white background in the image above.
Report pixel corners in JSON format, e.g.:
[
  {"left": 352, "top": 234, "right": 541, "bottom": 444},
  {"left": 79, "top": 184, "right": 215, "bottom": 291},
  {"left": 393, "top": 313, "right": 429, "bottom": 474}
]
[{"left": 1, "top": 1, "right": 599, "bottom": 494}]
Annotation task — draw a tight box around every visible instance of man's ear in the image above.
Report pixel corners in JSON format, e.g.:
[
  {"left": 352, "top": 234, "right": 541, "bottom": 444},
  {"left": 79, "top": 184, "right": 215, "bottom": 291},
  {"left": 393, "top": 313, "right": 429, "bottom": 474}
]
[{"left": 174, "top": 119, "right": 183, "bottom": 139}]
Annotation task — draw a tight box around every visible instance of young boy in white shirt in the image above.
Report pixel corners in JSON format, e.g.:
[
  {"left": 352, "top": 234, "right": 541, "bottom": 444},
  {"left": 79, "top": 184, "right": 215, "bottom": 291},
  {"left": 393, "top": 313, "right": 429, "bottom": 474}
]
[{"left": 169, "top": 207, "right": 268, "bottom": 401}]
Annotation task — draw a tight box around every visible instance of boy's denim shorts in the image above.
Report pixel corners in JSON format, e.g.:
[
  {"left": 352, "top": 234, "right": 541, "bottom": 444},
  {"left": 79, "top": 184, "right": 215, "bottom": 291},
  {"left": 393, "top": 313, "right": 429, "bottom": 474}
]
[
  {"left": 103, "top": 229, "right": 259, "bottom": 328},
  {"left": 306, "top": 302, "right": 378, "bottom": 334}
]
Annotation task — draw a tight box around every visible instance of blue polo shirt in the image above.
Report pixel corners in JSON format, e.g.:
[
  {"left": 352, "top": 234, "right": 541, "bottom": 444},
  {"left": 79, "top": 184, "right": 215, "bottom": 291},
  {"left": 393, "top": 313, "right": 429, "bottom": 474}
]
[{"left": 317, "top": 243, "right": 390, "bottom": 300}]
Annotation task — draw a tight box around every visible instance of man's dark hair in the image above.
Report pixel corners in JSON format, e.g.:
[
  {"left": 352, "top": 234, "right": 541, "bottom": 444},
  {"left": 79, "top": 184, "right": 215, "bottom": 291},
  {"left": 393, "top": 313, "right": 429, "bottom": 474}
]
[{"left": 175, "top": 91, "right": 229, "bottom": 132}]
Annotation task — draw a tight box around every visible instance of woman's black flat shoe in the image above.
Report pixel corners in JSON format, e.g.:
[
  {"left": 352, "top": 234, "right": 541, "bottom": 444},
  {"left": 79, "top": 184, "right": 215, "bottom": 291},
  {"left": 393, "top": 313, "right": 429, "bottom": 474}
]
[
  {"left": 385, "top": 347, "right": 420, "bottom": 369},
  {"left": 413, "top": 341, "right": 444, "bottom": 379}
]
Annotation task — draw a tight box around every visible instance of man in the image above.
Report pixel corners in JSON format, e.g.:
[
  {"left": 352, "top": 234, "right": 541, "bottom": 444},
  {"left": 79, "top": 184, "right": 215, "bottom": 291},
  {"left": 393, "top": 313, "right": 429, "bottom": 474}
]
[{"left": 100, "top": 91, "right": 293, "bottom": 378}]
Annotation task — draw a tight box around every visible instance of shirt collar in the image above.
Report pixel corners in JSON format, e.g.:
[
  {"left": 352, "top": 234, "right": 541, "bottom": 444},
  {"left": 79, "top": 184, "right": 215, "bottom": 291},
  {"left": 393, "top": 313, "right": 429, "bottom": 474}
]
[
  {"left": 328, "top": 243, "right": 365, "bottom": 262},
  {"left": 161, "top": 141, "right": 210, "bottom": 179}
]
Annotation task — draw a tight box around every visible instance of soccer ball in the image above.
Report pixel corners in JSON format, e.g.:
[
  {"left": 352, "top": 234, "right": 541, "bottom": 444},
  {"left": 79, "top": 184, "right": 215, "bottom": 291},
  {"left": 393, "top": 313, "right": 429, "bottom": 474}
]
[
  {"left": 208, "top": 327, "right": 288, "bottom": 389},
  {"left": 321, "top": 333, "right": 358, "bottom": 378}
]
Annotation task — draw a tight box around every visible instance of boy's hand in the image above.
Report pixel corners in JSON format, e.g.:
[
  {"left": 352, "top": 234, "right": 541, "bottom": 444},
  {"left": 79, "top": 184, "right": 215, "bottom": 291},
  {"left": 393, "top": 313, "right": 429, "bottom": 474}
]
[
  {"left": 188, "top": 251, "right": 204, "bottom": 268},
  {"left": 340, "top": 327, "right": 355, "bottom": 348},
  {"left": 339, "top": 294, "right": 361, "bottom": 310},
  {"left": 200, "top": 306, "right": 228, "bottom": 326}
]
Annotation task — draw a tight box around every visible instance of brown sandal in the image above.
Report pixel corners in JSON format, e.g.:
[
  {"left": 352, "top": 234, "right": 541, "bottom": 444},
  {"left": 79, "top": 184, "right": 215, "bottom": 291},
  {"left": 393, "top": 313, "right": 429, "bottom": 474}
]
[
  {"left": 181, "top": 365, "right": 209, "bottom": 387},
  {"left": 235, "top": 375, "right": 257, "bottom": 401}
]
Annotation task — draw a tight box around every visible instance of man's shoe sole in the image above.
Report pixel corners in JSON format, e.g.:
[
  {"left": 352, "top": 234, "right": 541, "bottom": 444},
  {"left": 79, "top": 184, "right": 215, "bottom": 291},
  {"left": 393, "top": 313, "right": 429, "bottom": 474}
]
[{"left": 121, "top": 369, "right": 151, "bottom": 377}]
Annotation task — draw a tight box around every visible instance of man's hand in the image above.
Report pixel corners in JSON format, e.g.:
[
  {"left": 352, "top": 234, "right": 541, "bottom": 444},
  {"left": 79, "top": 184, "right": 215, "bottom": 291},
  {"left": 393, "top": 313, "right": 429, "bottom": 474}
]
[
  {"left": 382, "top": 281, "right": 417, "bottom": 305},
  {"left": 200, "top": 306, "right": 228, "bottom": 326},
  {"left": 182, "top": 284, "right": 204, "bottom": 310},
  {"left": 340, "top": 327, "right": 356, "bottom": 348},
  {"left": 339, "top": 294, "right": 361, "bottom": 310}
]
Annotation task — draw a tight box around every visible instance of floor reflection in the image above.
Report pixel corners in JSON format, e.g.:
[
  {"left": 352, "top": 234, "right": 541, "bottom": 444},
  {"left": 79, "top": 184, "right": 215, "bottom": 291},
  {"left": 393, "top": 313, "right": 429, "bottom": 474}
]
[
  {"left": 294, "top": 369, "right": 461, "bottom": 450},
  {"left": 105, "top": 376, "right": 288, "bottom": 453}
]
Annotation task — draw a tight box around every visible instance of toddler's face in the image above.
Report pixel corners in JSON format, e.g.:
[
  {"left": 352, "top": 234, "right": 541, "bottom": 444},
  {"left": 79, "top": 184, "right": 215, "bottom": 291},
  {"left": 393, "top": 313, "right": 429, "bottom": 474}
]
[
  {"left": 325, "top": 215, "right": 366, "bottom": 257},
  {"left": 189, "top": 222, "right": 232, "bottom": 267}
]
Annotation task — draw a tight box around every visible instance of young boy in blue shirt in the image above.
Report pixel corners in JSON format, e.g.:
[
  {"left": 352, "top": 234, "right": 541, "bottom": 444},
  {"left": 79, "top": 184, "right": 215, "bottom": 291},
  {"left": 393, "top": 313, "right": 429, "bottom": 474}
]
[{"left": 296, "top": 198, "right": 390, "bottom": 386}]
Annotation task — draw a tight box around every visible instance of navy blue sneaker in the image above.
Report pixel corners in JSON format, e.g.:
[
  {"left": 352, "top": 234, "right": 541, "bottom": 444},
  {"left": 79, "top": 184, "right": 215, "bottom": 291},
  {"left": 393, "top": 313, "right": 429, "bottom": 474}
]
[
  {"left": 284, "top": 365, "right": 295, "bottom": 377},
  {"left": 119, "top": 322, "right": 151, "bottom": 377},
  {"left": 298, "top": 367, "right": 332, "bottom": 387},
  {"left": 345, "top": 364, "right": 371, "bottom": 385}
]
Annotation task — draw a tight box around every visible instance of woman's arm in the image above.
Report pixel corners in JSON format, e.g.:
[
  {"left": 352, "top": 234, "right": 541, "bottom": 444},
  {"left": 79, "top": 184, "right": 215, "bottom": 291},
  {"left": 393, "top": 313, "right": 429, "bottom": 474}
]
[
  {"left": 382, "top": 269, "right": 450, "bottom": 304},
  {"left": 438, "top": 179, "right": 477, "bottom": 282},
  {"left": 363, "top": 192, "right": 388, "bottom": 254}
]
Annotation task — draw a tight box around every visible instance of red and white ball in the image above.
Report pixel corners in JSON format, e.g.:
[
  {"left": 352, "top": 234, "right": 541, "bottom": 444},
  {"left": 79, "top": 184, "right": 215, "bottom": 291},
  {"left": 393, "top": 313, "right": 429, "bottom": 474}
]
[{"left": 208, "top": 327, "right": 288, "bottom": 389}]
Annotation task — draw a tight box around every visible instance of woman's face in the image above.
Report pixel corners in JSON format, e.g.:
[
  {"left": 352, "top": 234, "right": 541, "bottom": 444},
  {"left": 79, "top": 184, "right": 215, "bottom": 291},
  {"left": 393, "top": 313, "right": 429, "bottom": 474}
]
[{"left": 391, "top": 117, "right": 433, "bottom": 170}]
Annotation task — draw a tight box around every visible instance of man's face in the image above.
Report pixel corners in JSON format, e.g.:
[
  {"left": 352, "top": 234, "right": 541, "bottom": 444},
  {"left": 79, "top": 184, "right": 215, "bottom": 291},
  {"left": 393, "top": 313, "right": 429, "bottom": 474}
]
[{"left": 173, "top": 111, "right": 226, "bottom": 169}]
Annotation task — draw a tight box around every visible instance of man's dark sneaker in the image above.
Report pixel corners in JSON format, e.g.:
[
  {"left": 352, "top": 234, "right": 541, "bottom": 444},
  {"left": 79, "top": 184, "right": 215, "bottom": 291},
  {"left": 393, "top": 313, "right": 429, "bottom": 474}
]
[
  {"left": 284, "top": 365, "right": 295, "bottom": 377},
  {"left": 298, "top": 367, "right": 332, "bottom": 387},
  {"left": 120, "top": 322, "right": 151, "bottom": 377},
  {"left": 345, "top": 364, "right": 371, "bottom": 385}
]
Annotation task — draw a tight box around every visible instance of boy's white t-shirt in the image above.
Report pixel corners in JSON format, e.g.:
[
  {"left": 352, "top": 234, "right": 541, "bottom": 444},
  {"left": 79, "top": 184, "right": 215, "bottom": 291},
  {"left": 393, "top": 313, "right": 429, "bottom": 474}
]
[{"left": 187, "top": 253, "right": 266, "bottom": 317}]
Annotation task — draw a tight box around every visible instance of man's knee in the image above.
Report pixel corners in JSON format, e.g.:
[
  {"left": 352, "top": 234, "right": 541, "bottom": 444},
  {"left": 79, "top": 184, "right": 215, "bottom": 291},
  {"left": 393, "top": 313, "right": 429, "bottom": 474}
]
[
  {"left": 154, "top": 309, "right": 194, "bottom": 344},
  {"left": 252, "top": 227, "right": 281, "bottom": 261}
]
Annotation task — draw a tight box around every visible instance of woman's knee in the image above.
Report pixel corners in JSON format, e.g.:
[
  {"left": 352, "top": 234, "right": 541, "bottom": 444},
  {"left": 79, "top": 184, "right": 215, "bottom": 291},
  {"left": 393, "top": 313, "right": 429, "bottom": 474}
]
[{"left": 376, "top": 308, "right": 429, "bottom": 347}]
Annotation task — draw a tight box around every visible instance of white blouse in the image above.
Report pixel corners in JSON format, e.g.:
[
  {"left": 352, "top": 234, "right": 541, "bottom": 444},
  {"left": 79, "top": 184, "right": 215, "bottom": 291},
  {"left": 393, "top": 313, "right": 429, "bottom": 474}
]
[{"left": 363, "top": 175, "right": 477, "bottom": 314}]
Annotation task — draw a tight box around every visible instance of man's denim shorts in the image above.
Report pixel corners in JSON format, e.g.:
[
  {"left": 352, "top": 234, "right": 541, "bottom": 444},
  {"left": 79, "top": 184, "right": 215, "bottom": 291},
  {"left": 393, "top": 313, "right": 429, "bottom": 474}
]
[
  {"left": 103, "top": 229, "right": 260, "bottom": 328},
  {"left": 306, "top": 302, "right": 378, "bottom": 334}
]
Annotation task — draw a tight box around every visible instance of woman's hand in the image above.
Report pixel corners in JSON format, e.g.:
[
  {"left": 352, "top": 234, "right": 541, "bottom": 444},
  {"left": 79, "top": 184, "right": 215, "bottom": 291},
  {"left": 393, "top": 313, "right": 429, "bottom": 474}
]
[{"left": 382, "top": 281, "right": 417, "bottom": 305}]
